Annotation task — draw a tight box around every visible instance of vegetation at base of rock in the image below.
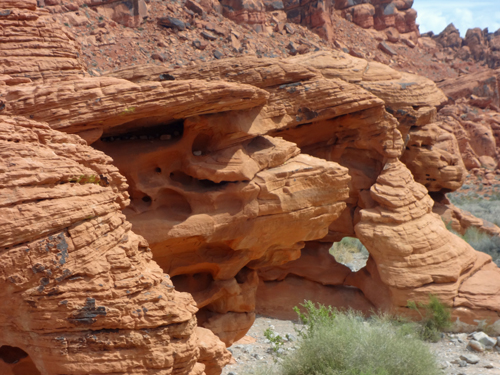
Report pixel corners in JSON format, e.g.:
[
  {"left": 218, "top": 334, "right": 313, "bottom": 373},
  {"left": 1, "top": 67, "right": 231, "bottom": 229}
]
[
  {"left": 445, "top": 193, "right": 500, "bottom": 263},
  {"left": 448, "top": 192, "right": 500, "bottom": 226},
  {"left": 453, "top": 227, "right": 500, "bottom": 264},
  {"left": 256, "top": 302, "right": 440, "bottom": 375},
  {"left": 263, "top": 328, "right": 287, "bottom": 353},
  {"left": 329, "top": 237, "right": 369, "bottom": 264},
  {"left": 407, "top": 295, "right": 452, "bottom": 342}
]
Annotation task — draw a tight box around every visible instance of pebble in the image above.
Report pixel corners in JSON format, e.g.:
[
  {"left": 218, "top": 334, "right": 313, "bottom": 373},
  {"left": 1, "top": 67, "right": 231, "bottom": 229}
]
[
  {"left": 460, "top": 354, "right": 480, "bottom": 364},
  {"left": 471, "top": 332, "right": 497, "bottom": 348},
  {"left": 467, "top": 339, "right": 485, "bottom": 352}
]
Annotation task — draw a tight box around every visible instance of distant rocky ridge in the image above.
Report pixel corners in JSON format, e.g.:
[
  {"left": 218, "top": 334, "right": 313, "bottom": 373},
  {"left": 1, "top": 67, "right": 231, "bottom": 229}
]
[{"left": 422, "top": 23, "right": 500, "bottom": 69}]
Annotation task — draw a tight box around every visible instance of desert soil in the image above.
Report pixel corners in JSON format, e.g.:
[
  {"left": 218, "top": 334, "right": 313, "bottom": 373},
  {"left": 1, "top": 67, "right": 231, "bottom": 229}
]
[{"left": 222, "top": 316, "right": 500, "bottom": 375}]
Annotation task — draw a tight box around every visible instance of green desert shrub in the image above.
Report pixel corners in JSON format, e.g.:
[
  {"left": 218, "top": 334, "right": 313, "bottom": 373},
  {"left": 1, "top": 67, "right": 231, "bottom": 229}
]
[
  {"left": 407, "top": 295, "right": 452, "bottom": 342},
  {"left": 262, "top": 302, "right": 440, "bottom": 375}
]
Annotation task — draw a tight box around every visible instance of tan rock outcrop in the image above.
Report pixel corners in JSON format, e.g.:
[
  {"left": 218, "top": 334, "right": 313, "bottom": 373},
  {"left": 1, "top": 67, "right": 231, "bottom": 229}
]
[
  {"left": 437, "top": 101, "right": 500, "bottom": 171},
  {"left": 0, "top": 115, "right": 229, "bottom": 374},
  {"left": 401, "top": 121, "right": 466, "bottom": 192},
  {"left": 0, "top": 2, "right": 85, "bottom": 82},
  {"left": 3, "top": 0, "right": 500, "bottom": 357},
  {"left": 438, "top": 70, "right": 500, "bottom": 109}
]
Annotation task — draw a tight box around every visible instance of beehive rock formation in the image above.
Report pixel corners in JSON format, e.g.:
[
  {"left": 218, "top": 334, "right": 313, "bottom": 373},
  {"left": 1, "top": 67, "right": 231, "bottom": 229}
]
[
  {"left": 3, "top": 2, "right": 500, "bottom": 372},
  {"left": 0, "top": 115, "right": 230, "bottom": 375}
]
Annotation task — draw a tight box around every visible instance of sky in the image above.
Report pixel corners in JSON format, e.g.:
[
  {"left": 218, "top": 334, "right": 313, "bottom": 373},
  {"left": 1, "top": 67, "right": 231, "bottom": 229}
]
[{"left": 413, "top": 0, "right": 500, "bottom": 36}]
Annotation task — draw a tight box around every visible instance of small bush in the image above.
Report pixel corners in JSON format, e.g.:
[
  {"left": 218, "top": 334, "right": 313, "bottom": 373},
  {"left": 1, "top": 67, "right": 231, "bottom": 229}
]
[
  {"left": 267, "top": 302, "right": 440, "bottom": 375},
  {"left": 264, "top": 328, "right": 286, "bottom": 354},
  {"left": 407, "top": 295, "right": 452, "bottom": 342}
]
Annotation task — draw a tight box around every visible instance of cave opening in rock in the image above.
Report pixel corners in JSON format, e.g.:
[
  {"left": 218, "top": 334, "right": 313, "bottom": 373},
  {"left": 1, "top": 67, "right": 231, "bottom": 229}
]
[
  {"left": 329, "top": 237, "right": 369, "bottom": 271},
  {"left": 0, "top": 346, "right": 41, "bottom": 375},
  {"left": 169, "top": 170, "right": 232, "bottom": 191},
  {"left": 100, "top": 119, "right": 184, "bottom": 142}
]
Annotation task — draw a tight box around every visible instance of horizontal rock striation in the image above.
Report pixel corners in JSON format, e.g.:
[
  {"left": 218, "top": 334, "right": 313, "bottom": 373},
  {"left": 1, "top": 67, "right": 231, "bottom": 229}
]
[
  {"left": 3, "top": 2, "right": 500, "bottom": 371},
  {"left": 0, "top": 115, "right": 229, "bottom": 374}
]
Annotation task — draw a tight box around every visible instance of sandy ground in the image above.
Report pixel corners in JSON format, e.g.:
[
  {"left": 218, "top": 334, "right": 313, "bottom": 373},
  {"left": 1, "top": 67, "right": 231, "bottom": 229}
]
[{"left": 222, "top": 316, "right": 500, "bottom": 375}]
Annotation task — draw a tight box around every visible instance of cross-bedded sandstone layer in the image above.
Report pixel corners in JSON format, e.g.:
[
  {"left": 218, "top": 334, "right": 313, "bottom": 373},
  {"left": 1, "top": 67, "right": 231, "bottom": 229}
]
[
  {"left": 0, "top": 115, "right": 229, "bottom": 375},
  {"left": 3, "top": 2, "right": 500, "bottom": 373}
]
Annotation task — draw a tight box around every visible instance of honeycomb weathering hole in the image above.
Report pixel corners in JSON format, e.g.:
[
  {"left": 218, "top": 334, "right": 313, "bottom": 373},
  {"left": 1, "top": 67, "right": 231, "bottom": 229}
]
[
  {"left": 192, "top": 133, "right": 212, "bottom": 155},
  {"left": 246, "top": 136, "right": 274, "bottom": 153},
  {"left": 0, "top": 346, "right": 28, "bottom": 364},
  {"left": 170, "top": 170, "right": 230, "bottom": 191},
  {"left": 0, "top": 346, "right": 41, "bottom": 375}
]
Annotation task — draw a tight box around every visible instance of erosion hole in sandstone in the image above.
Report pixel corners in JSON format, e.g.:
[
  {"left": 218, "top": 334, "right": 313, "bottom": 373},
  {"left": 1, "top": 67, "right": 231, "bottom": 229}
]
[
  {"left": 192, "top": 133, "right": 212, "bottom": 155},
  {"left": 329, "top": 237, "right": 369, "bottom": 272},
  {"left": 100, "top": 120, "right": 184, "bottom": 142},
  {"left": 170, "top": 170, "right": 231, "bottom": 191},
  {"left": 171, "top": 272, "right": 214, "bottom": 295},
  {"left": 0, "top": 346, "right": 41, "bottom": 375}
]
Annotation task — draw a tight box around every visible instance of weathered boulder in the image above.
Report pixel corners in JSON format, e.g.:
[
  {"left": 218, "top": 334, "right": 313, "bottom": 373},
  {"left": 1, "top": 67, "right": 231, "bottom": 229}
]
[
  {"left": 220, "top": 0, "right": 266, "bottom": 28},
  {"left": 438, "top": 70, "right": 500, "bottom": 109},
  {"left": 401, "top": 122, "right": 466, "bottom": 192},
  {"left": 465, "top": 28, "right": 488, "bottom": 61},
  {"left": 435, "top": 23, "right": 463, "bottom": 49},
  {"left": 437, "top": 101, "right": 500, "bottom": 171}
]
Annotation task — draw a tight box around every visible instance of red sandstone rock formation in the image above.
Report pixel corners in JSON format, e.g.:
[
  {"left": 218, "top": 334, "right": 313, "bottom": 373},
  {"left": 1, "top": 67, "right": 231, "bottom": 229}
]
[
  {"left": 0, "top": 115, "right": 229, "bottom": 375},
  {"left": 0, "top": 3, "right": 231, "bottom": 374},
  {"left": 4, "top": 2, "right": 500, "bottom": 373}
]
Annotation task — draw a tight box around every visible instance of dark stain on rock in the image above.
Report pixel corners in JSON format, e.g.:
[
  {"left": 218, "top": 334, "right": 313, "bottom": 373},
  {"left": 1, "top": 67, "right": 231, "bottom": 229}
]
[
  {"left": 55, "top": 232, "right": 69, "bottom": 265},
  {"left": 32, "top": 263, "right": 45, "bottom": 274},
  {"left": 69, "top": 297, "right": 107, "bottom": 326}
]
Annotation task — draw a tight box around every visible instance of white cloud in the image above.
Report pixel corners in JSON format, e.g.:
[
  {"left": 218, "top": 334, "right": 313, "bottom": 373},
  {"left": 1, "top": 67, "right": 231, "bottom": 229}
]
[{"left": 414, "top": 0, "right": 500, "bottom": 36}]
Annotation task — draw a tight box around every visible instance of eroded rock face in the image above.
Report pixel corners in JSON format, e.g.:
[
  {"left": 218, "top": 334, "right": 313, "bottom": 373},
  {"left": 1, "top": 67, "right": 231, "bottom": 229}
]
[
  {"left": 437, "top": 100, "right": 500, "bottom": 171},
  {"left": 0, "top": 2, "right": 85, "bottom": 82},
  {"left": 3, "top": 0, "right": 500, "bottom": 360},
  {"left": 0, "top": 116, "right": 229, "bottom": 374},
  {"left": 189, "top": 0, "right": 419, "bottom": 43},
  {"left": 38, "top": 0, "right": 150, "bottom": 28}
]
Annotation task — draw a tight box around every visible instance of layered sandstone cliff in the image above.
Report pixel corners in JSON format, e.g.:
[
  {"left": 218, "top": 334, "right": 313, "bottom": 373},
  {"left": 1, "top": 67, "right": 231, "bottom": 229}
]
[{"left": 3, "top": 1, "right": 500, "bottom": 374}]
